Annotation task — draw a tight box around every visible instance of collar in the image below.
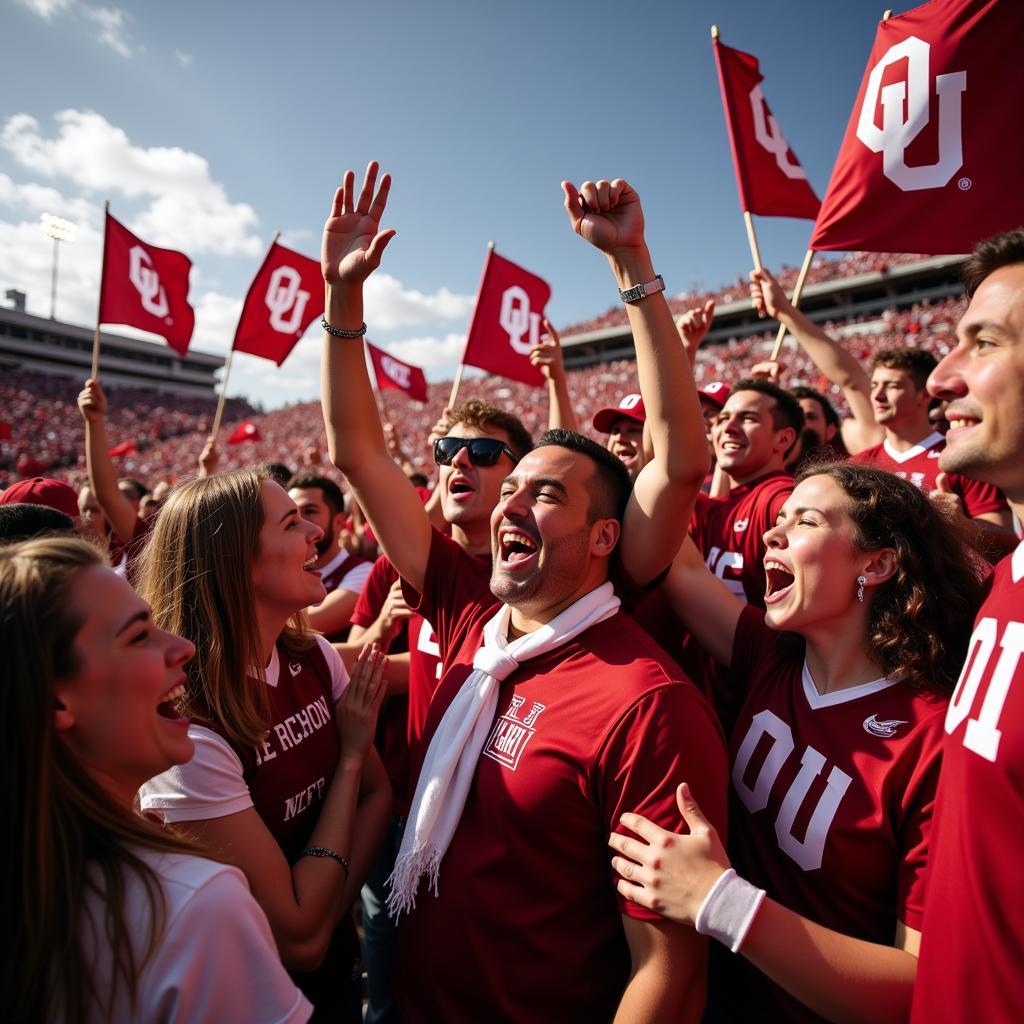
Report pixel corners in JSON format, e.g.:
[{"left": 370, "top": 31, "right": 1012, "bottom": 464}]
[
  {"left": 1011, "top": 539, "right": 1024, "bottom": 584},
  {"left": 317, "top": 546, "right": 351, "bottom": 579},
  {"left": 801, "top": 660, "right": 898, "bottom": 710},
  {"left": 882, "top": 431, "right": 944, "bottom": 464}
]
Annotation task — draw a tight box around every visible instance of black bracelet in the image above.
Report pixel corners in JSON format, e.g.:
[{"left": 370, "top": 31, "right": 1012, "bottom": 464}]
[
  {"left": 321, "top": 315, "right": 367, "bottom": 338},
  {"left": 302, "top": 846, "right": 350, "bottom": 878}
]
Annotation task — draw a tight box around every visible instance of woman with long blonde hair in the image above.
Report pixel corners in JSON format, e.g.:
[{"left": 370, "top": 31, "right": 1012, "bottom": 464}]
[
  {"left": 3, "top": 535, "right": 310, "bottom": 1023},
  {"left": 137, "top": 467, "right": 391, "bottom": 1021}
]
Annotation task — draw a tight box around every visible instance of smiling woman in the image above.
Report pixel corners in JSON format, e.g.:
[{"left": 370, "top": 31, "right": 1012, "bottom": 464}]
[{"left": 2, "top": 536, "right": 310, "bottom": 1023}]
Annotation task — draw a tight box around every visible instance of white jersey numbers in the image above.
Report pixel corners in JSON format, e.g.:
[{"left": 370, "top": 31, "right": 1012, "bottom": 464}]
[
  {"left": 706, "top": 546, "right": 747, "bottom": 600},
  {"left": 946, "top": 617, "right": 1024, "bottom": 763},
  {"left": 733, "top": 709, "right": 853, "bottom": 871}
]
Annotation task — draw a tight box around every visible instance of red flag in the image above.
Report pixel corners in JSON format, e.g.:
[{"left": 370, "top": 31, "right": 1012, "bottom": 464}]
[
  {"left": 713, "top": 37, "right": 821, "bottom": 220},
  {"left": 460, "top": 250, "right": 550, "bottom": 388},
  {"left": 233, "top": 241, "right": 325, "bottom": 366},
  {"left": 98, "top": 211, "right": 194, "bottom": 355},
  {"left": 227, "top": 421, "right": 262, "bottom": 444},
  {"left": 812, "top": 0, "right": 1024, "bottom": 254},
  {"left": 367, "top": 341, "right": 428, "bottom": 403},
  {"left": 107, "top": 441, "right": 137, "bottom": 458}
]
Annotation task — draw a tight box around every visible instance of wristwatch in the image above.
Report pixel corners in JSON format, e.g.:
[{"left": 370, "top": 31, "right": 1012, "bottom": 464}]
[{"left": 618, "top": 274, "right": 665, "bottom": 305}]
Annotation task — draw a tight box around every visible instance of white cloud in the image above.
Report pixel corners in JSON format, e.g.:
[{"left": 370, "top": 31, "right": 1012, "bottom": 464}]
[
  {"left": 363, "top": 273, "right": 474, "bottom": 330},
  {"left": 382, "top": 332, "right": 466, "bottom": 371},
  {"left": 16, "top": 0, "right": 73, "bottom": 18},
  {"left": 173, "top": 49, "right": 193, "bottom": 68},
  {"left": 1, "top": 111, "right": 261, "bottom": 257},
  {"left": 80, "top": 5, "right": 134, "bottom": 58},
  {"left": 0, "top": 172, "right": 96, "bottom": 225}
]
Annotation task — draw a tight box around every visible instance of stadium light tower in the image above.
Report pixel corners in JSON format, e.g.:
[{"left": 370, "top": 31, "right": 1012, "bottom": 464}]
[{"left": 40, "top": 212, "right": 77, "bottom": 320}]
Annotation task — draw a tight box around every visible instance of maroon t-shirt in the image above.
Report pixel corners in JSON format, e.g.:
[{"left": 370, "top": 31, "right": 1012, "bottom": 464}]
[
  {"left": 912, "top": 544, "right": 1024, "bottom": 1024},
  {"left": 396, "top": 530, "right": 729, "bottom": 1024},
  {"left": 110, "top": 513, "right": 153, "bottom": 586}
]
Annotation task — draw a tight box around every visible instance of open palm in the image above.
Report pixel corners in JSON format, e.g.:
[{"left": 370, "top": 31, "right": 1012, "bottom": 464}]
[{"left": 322, "top": 161, "right": 396, "bottom": 285}]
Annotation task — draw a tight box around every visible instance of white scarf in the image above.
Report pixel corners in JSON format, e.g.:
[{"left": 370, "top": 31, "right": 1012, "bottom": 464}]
[{"left": 386, "top": 581, "right": 621, "bottom": 917}]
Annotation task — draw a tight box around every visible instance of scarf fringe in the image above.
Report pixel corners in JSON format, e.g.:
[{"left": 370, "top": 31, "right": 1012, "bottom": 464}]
[{"left": 386, "top": 842, "right": 444, "bottom": 919}]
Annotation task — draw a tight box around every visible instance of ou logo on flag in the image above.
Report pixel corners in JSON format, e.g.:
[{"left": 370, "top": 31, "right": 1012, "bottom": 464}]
[
  {"left": 499, "top": 285, "right": 543, "bottom": 355},
  {"left": 380, "top": 354, "right": 411, "bottom": 389},
  {"left": 265, "top": 266, "right": 311, "bottom": 334},
  {"left": 856, "top": 36, "right": 967, "bottom": 192},
  {"left": 749, "top": 86, "right": 808, "bottom": 181},
  {"left": 129, "top": 246, "right": 170, "bottom": 319}
]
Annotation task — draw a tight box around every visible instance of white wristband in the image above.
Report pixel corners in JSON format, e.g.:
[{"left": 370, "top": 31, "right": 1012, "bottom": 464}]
[{"left": 694, "top": 868, "right": 766, "bottom": 953}]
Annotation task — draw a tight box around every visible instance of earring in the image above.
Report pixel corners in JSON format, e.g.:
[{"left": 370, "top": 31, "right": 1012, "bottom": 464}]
[{"left": 857, "top": 575, "right": 867, "bottom": 603}]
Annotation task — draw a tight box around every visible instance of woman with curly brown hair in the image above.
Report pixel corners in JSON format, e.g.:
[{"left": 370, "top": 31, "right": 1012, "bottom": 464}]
[
  {"left": 3, "top": 535, "right": 310, "bottom": 1023},
  {"left": 608, "top": 462, "right": 982, "bottom": 1024}
]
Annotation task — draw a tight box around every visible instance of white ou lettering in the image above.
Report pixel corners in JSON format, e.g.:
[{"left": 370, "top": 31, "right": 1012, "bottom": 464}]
[
  {"left": 265, "top": 265, "right": 311, "bottom": 333},
  {"left": 733, "top": 709, "right": 853, "bottom": 871},
  {"left": 128, "top": 246, "right": 170, "bottom": 318},
  {"left": 855, "top": 36, "right": 967, "bottom": 192},
  {"left": 706, "top": 545, "right": 746, "bottom": 600},
  {"left": 749, "top": 85, "right": 808, "bottom": 180},
  {"left": 499, "top": 285, "right": 542, "bottom": 355},
  {"left": 380, "top": 354, "right": 411, "bottom": 389},
  {"left": 619, "top": 393, "right": 642, "bottom": 410},
  {"left": 946, "top": 618, "right": 1024, "bottom": 763},
  {"left": 417, "top": 618, "right": 442, "bottom": 680}
]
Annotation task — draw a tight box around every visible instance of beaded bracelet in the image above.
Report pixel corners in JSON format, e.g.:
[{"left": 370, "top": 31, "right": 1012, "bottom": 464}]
[
  {"left": 321, "top": 315, "right": 367, "bottom": 339},
  {"left": 302, "top": 846, "right": 351, "bottom": 878}
]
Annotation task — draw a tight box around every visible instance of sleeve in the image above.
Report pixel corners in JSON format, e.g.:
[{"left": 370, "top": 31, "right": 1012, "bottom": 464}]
[
  {"left": 143, "top": 868, "right": 312, "bottom": 1024},
  {"left": 895, "top": 711, "right": 946, "bottom": 930},
  {"left": 339, "top": 559, "right": 374, "bottom": 596},
  {"left": 138, "top": 726, "right": 253, "bottom": 822},
  {"left": 315, "top": 634, "right": 350, "bottom": 702},
  {"left": 597, "top": 683, "right": 729, "bottom": 921},
  {"left": 951, "top": 472, "right": 1010, "bottom": 518},
  {"left": 350, "top": 557, "right": 395, "bottom": 628}
]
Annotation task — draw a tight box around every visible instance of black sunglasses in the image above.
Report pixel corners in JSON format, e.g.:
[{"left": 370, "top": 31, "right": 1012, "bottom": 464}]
[{"left": 433, "top": 436, "right": 519, "bottom": 467}]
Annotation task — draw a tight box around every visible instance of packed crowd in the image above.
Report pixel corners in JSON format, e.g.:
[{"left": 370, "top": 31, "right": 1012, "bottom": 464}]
[{"left": 3, "top": 167, "right": 1022, "bottom": 1024}]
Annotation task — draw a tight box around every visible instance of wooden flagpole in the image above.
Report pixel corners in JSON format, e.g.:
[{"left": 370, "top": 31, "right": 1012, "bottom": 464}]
[
  {"left": 210, "top": 230, "right": 280, "bottom": 441},
  {"left": 448, "top": 241, "right": 495, "bottom": 410},
  {"left": 91, "top": 199, "right": 110, "bottom": 380},
  {"left": 769, "top": 248, "right": 815, "bottom": 360}
]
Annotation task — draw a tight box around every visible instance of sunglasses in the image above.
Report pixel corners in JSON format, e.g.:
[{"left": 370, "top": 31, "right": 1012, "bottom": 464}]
[{"left": 433, "top": 436, "right": 519, "bottom": 467}]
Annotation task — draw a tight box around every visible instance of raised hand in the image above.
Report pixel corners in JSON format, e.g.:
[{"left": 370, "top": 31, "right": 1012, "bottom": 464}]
[
  {"left": 677, "top": 299, "right": 716, "bottom": 351},
  {"left": 77, "top": 378, "right": 108, "bottom": 424},
  {"left": 749, "top": 268, "right": 793, "bottom": 320},
  {"left": 562, "top": 178, "right": 646, "bottom": 257},
  {"left": 322, "top": 161, "right": 396, "bottom": 286},
  {"left": 198, "top": 438, "right": 219, "bottom": 477},
  {"left": 336, "top": 643, "right": 389, "bottom": 767},
  {"left": 608, "top": 782, "right": 730, "bottom": 923},
  {"left": 749, "top": 360, "right": 782, "bottom": 385},
  {"left": 379, "top": 578, "right": 413, "bottom": 637},
  {"left": 427, "top": 406, "right": 455, "bottom": 448},
  {"left": 529, "top": 318, "right": 567, "bottom": 381}
]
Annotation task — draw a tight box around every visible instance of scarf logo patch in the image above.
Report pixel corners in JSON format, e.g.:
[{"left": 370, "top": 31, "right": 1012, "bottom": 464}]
[{"left": 482, "top": 694, "right": 547, "bottom": 771}]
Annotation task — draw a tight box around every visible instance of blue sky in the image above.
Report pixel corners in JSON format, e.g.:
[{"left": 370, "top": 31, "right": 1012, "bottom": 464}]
[{"left": 2, "top": 0, "right": 893, "bottom": 408}]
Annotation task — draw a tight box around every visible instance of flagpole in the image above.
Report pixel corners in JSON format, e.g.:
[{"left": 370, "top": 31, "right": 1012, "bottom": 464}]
[
  {"left": 210, "top": 230, "right": 280, "bottom": 442},
  {"left": 769, "top": 248, "right": 814, "bottom": 361},
  {"left": 91, "top": 199, "right": 110, "bottom": 380},
  {"left": 448, "top": 241, "right": 495, "bottom": 410},
  {"left": 742, "top": 210, "right": 764, "bottom": 275}
]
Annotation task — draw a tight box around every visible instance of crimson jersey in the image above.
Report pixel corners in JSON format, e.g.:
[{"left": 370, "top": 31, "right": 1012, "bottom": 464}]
[
  {"left": 717, "top": 608, "right": 946, "bottom": 1024},
  {"left": 912, "top": 544, "right": 1024, "bottom": 1024},
  {"left": 397, "top": 530, "right": 728, "bottom": 1024},
  {"left": 690, "top": 470, "right": 793, "bottom": 606},
  {"left": 850, "top": 432, "right": 1008, "bottom": 518}
]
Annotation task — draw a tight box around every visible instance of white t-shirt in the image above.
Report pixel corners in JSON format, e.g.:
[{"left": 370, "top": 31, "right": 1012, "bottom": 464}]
[
  {"left": 139, "top": 635, "right": 348, "bottom": 823},
  {"left": 79, "top": 850, "right": 310, "bottom": 1023}
]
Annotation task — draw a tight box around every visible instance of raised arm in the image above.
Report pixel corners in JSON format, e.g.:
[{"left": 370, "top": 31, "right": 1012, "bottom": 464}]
[
  {"left": 676, "top": 298, "right": 716, "bottom": 369},
  {"left": 320, "top": 163, "right": 432, "bottom": 594},
  {"left": 750, "top": 268, "right": 882, "bottom": 453},
  {"left": 530, "top": 318, "right": 580, "bottom": 432},
  {"left": 76, "top": 378, "right": 142, "bottom": 543},
  {"left": 563, "top": 179, "right": 708, "bottom": 587}
]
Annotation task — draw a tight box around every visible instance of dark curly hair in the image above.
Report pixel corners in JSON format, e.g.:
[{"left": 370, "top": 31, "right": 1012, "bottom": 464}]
[{"left": 792, "top": 461, "right": 983, "bottom": 696}]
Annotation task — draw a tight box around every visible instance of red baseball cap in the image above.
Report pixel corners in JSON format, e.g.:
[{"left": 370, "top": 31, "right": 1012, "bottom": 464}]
[
  {"left": 698, "top": 381, "right": 731, "bottom": 409},
  {"left": 592, "top": 393, "right": 646, "bottom": 434},
  {"left": 0, "top": 477, "right": 80, "bottom": 519}
]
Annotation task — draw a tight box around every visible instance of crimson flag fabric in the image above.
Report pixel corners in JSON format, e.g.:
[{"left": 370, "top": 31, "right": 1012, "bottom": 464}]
[
  {"left": 460, "top": 250, "right": 550, "bottom": 388},
  {"left": 227, "top": 421, "right": 262, "bottom": 445},
  {"left": 811, "top": 0, "right": 1024, "bottom": 254},
  {"left": 98, "top": 212, "right": 194, "bottom": 356},
  {"left": 713, "top": 37, "right": 820, "bottom": 220},
  {"left": 233, "top": 241, "right": 325, "bottom": 366},
  {"left": 367, "top": 341, "right": 428, "bottom": 403},
  {"left": 107, "top": 441, "right": 137, "bottom": 458}
]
